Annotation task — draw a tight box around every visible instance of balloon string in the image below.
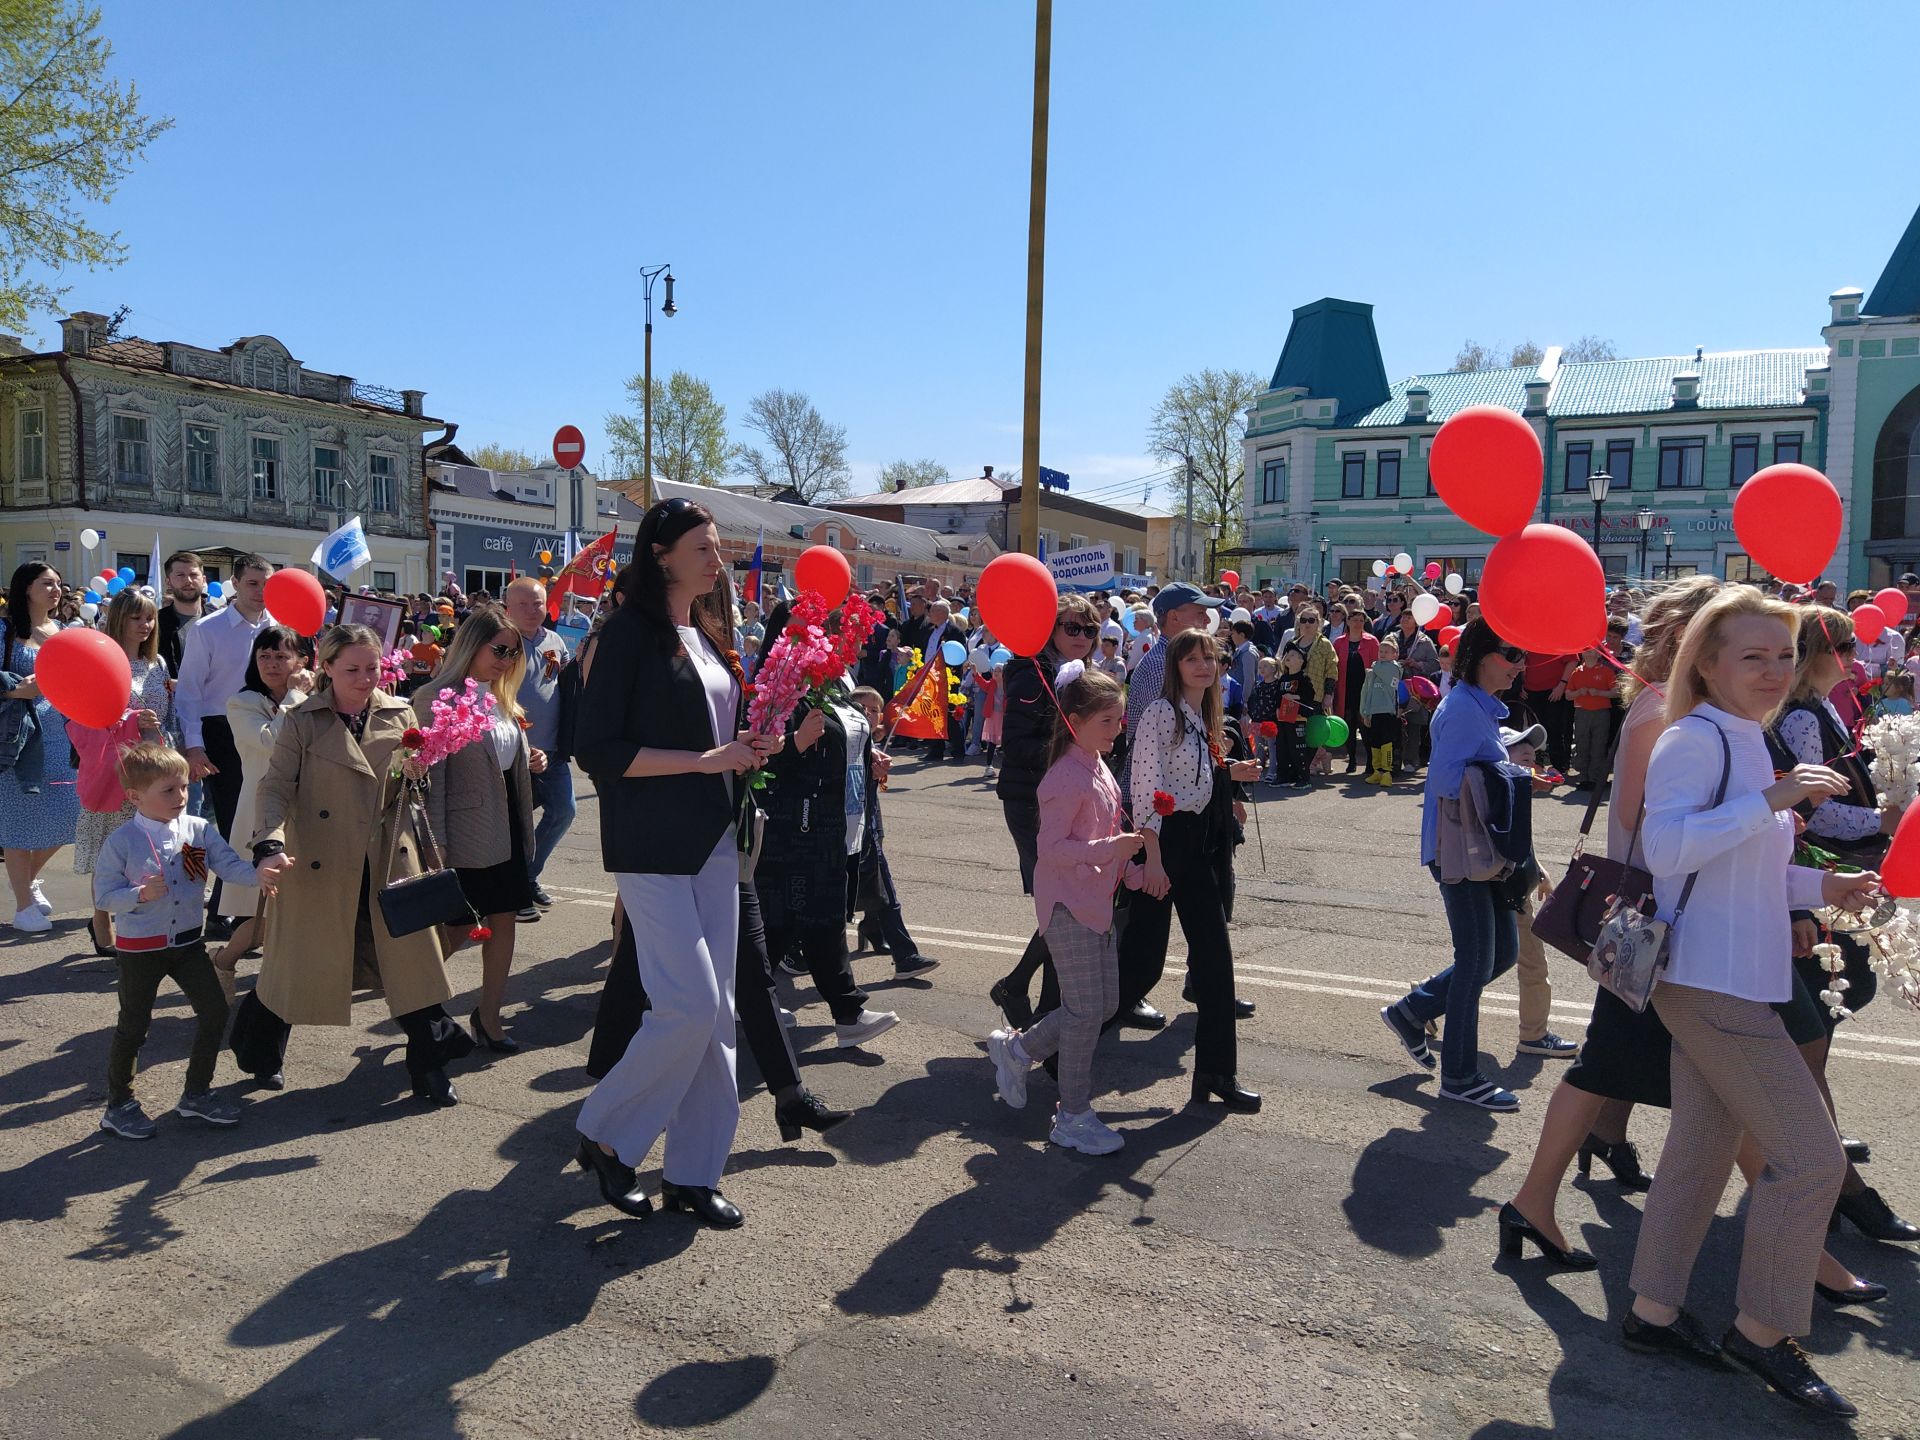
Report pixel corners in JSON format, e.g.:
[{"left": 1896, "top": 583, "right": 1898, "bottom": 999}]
[
  {"left": 1598, "top": 645, "right": 1663, "bottom": 700},
  {"left": 1811, "top": 608, "right": 1871, "bottom": 759}
]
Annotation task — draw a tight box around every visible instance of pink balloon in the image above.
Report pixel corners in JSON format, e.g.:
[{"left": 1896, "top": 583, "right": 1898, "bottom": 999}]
[{"left": 1423, "top": 562, "right": 1441, "bottom": 580}]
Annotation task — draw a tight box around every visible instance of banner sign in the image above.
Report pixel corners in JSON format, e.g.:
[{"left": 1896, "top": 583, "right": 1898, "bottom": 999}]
[{"left": 1046, "top": 542, "right": 1115, "bottom": 591}]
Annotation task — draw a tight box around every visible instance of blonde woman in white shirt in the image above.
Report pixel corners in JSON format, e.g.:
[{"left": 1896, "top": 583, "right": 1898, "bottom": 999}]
[{"left": 1622, "top": 587, "right": 1875, "bottom": 1419}]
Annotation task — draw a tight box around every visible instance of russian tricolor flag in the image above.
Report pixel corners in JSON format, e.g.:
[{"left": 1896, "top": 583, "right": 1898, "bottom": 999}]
[{"left": 744, "top": 526, "right": 764, "bottom": 607}]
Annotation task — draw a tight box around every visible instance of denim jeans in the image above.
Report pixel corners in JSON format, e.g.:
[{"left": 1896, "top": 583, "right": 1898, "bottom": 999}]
[
  {"left": 528, "top": 763, "right": 577, "bottom": 881},
  {"left": 1400, "top": 875, "right": 1518, "bottom": 1085}
]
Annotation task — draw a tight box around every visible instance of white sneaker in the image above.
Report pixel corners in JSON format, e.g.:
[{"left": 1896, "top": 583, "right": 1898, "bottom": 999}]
[
  {"left": 11, "top": 906, "right": 50, "bottom": 934},
  {"left": 1050, "top": 1106, "right": 1124, "bottom": 1155},
  {"left": 987, "top": 1028, "right": 1029, "bottom": 1109},
  {"left": 29, "top": 881, "right": 51, "bottom": 914},
  {"left": 835, "top": 1008, "right": 899, "bottom": 1049}
]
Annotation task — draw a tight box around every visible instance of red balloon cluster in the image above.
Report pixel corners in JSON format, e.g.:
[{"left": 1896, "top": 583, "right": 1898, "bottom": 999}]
[
  {"left": 794, "top": 545, "right": 851, "bottom": 607},
  {"left": 1731, "top": 464, "right": 1842, "bottom": 586},
  {"left": 37, "top": 628, "right": 132, "bottom": 729},
  {"left": 977, "top": 553, "right": 1058, "bottom": 657}
]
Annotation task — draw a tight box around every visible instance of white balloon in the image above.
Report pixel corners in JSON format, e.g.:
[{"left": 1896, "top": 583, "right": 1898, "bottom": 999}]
[
  {"left": 1230, "top": 607, "right": 1252, "bottom": 624},
  {"left": 1394, "top": 552, "right": 1413, "bottom": 573},
  {"left": 1371, "top": 560, "right": 1388, "bottom": 578},
  {"left": 79, "top": 528, "right": 100, "bottom": 550},
  {"left": 1205, "top": 608, "right": 1221, "bottom": 634},
  {"left": 79, "top": 602, "right": 98, "bottom": 621},
  {"left": 1055, "top": 659, "right": 1086, "bottom": 685},
  {"left": 1411, "top": 593, "right": 1441, "bottom": 626},
  {"left": 1444, "top": 572, "right": 1465, "bottom": 596}
]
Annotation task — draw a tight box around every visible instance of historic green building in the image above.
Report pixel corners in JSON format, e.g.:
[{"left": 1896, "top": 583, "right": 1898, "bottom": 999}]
[{"left": 1238, "top": 203, "right": 1920, "bottom": 593}]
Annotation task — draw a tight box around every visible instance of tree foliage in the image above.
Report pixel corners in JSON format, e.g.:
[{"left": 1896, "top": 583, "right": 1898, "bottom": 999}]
[
  {"left": 1561, "top": 334, "right": 1620, "bottom": 363},
  {"left": 468, "top": 442, "right": 538, "bottom": 473},
  {"left": 1146, "top": 367, "right": 1263, "bottom": 540},
  {"left": 1453, "top": 336, "right": 1617, "bottom": 370},
  {"left": 734, "top": 388, "right": 851, "bottom": 503},
  {"left": 0, "top": 0, "right": 171, "bottom": 332},
  {"left": 606, "top": 369, "right": 730, "bottom": 486},
  {"left": 877, "top": 458, "right": 950, "bottom": 492}
]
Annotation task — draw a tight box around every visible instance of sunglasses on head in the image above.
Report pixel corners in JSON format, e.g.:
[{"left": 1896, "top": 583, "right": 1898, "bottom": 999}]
[
  {"left": 1058, "top": 622, "right": 1097, "bottom": 639},
  {"left": 486, "top": 641, "right": 521, "bottom": 660}
]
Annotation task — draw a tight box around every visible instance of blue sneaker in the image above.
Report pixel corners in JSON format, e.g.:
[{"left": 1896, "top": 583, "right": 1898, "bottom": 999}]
[
  {"left": 100, "top": 1098, "right": 156, "bottom": 1139},
  {"left": 1439, "top": 1076, "right": 1520, "bottom": 1112},
  {"left": 1517, "top": 1031, "right": 1579, "bottom": 1059},
  {"left": 1380, "top": 1003, "right": 1436, "bottom": 1072}
]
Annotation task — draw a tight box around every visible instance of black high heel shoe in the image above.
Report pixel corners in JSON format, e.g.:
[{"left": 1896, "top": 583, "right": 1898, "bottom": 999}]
[
  {"left": 87, "top": 920, "right": 115, "bottom": 958},
  {"left": 1815, "top": 1277, "right": 1888, "bottom": 1307},
  {"left": 989, "top": 978, "right": 1034, "bottom": 1030},
  {"left": 1576, "top": 1134, "right": 1652, "bottom": 1192},
  {"left": 1830, "top": 1186, "right": 1920, "bottom": 1243},
  {"left": 775, "top": 1088, "right": 852, "bottom": 1142},
  {"left": 1190, "top": 1072, "right": 1261, "bottom": 1112},
  {"left": 855, "top": 919, "right": 885, "bottom": 955},
  {"left": 411, "top": 1068, "right": 458, "bottom": 1107},
  {"left": 1497, "top": 1201, "right": 1598, "bottom": 1269},
  {"left": 469, "top": 1009, "right": 521, "bottom": 1055},
  {"left": 575, "top": 1138, "right": 652, "bottom": 1218},
  {"left": 660, "top": 1180, "right": 743, "bottom": 1229}
]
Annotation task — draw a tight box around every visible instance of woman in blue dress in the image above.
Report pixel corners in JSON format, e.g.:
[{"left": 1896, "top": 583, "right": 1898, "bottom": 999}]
[{"left": 0, "top": 562, "right": 81, "bottom": 934}]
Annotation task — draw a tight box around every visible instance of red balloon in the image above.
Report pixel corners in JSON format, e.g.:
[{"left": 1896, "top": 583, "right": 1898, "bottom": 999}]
[
  {"left": 1428, "top": 405, "right": 1543, "bottom": 538},
  {"left": 1852, "top": 605, "right": 1889, "bottom": 646},
  {"left": 37, "top": 627, "right": 132, "bottom": 729},
  {"left": 1731, "top": 463, "right": 1841, "bottom": 585},
  {"left": 1423, "top": 608, "right": 1449, "bottom": 632},
  {"left": 1478, "top": 525, "right": 1607, "bottom": 656},
  {"left": 794, "top": 545, "right": 851, "bottom": 606},
  {"left": 264, "top": 568, "right": 328, "bottom": 637},
  {"left": 1219, "top": 570, "right": 1240, "bottom": 591},
  {"left": 1882, "top": 801, "right": 1920, "bottom": 898},
  {"left": 1873, "top": 587, "right": 1909, "bottom": 626},
  {"left": 1423, "top": 562, "right": 1442, "bottom": 581},
  {"left": 976, "top": 553, "right": 1058, "bottom": 657},
  {"left": 1437, "top": 624, "right": 1463, "bottom": 650}
]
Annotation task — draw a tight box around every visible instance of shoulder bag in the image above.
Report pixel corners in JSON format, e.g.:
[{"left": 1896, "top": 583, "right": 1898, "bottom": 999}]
[
  {"left": 1584, "top": 720, "right": 1731, "bottom": 1013},
  {"left": 1531, "top": 727, "right": 1645, "bottom": 961},
  {"left": 376, "top": 784, "right": 477, "bottom": 938}
]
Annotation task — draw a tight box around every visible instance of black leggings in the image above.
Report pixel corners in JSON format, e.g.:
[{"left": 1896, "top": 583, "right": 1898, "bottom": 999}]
[{"left": 1116, "top": 810, "right": 1237, "bottom": 1075}]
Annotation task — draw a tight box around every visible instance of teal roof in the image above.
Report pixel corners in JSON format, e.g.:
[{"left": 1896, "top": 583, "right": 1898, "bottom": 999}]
[
  {"left": 1348, "top": 366, "right": 1534, "bottom": 427},
  {"left": 1548, "top": 348, "right": 1823, "bottom": 417},
  {"left": 1270, "top": 298, "right": 1391, "bottom": 423},
  {"left": 1867, "top": 201, "right": 1920, "bottom": 318}
]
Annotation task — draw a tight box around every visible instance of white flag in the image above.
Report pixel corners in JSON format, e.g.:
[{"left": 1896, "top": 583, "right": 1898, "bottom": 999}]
[
  {"left": 148, "top": 530, "right": 163, "bottom": 594},
  {"left": 312, "top": 516, "right": 372, "bottom": 577}
]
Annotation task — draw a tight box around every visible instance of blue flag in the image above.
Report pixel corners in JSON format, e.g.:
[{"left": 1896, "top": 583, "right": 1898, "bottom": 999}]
[{"left": 312, "top": 516, "right": 372, "bottom": 578}]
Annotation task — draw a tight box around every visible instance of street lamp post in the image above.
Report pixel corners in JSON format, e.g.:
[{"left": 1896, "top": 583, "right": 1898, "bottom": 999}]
[
  {"left": 1586, "top": 471, "right": 1612, "bottom": 565},
  {"left": 1635, "top": 506, "right": 1655, "bottom": 580},
  {"left": 639, "top": 264, "right": 677, "bottom": 510},
  {"left": 1318, "top": 535, "right": 1329, "bottom": 591},
  {"left": 1662, "top": 527, "right": 1674, "bottom": 579}
]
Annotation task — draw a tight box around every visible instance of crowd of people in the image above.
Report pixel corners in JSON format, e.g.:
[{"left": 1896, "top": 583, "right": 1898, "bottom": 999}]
[{"left": 5, "top": 509, "right": 1917, "bottom": 1421}]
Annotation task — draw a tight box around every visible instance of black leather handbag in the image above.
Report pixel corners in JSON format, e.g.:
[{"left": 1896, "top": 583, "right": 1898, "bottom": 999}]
[
  {"left": 1532, "top": 729, "right": 1648, "bottom": 962},
  {"left": 376, "top": 792, "right": 476, "bottom": 938}
]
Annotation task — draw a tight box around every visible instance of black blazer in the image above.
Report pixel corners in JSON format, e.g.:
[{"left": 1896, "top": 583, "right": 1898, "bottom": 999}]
[{"left": 574, "top": 604, "right": 737, "bottom": 875}]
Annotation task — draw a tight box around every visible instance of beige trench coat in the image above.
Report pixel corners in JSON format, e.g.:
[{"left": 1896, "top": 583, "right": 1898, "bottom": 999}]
[{"left": 250, "top": 691, "right": 452, "bottom": 1025}]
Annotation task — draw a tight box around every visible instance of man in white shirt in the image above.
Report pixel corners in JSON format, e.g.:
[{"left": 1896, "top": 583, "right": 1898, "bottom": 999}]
[{"left": 177, "top": 553, "right": 275, "bottom": 925}]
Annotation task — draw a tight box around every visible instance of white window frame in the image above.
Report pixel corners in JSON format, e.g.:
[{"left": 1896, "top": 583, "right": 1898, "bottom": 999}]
[
  {"left": 185, "top": 422, "right": 221, "bottom": 495},
  {"left": 1067, "top": 533, "right": 1088, "bottom": 549},
  {"left": 1122, "top": 545, "right": 1141, "bottom": 574},
  {"left": 111, "top": 410, "right": 152, "bottom": 488},
  {"left": 368, "top": 450, "right": 398, "bottom": 513},
  {"left": 15, "top": 402, "right": 47, "bottom": 501},
  {"left": 250, "top": 433, "right": 283, "bottom": 501},
  {"left": 312, "top": 444, "right": 342, "bottom": 508}
]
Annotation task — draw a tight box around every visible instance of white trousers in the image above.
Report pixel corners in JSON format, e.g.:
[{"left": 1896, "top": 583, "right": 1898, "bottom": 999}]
[{"left": 577, "top": 836, "right": 740, "bottom": 1187}]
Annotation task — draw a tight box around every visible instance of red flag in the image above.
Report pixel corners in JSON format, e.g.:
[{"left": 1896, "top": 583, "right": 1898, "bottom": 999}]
[
  {"left": 547, "top": 529, "right": 618, "bottom": 621},
  {"left": 891, "top": 659, "right": 950, "bottom": 739}
]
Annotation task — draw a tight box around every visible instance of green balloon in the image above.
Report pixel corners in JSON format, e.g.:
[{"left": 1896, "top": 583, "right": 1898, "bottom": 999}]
[{"left": 1305, "top": 714, "right": 1349, "bottom": 749}]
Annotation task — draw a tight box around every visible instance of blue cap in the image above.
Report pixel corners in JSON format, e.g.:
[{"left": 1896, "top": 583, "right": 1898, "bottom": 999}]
[{"left": 1150, "top": 582, "right": 1229, "bottom": 621}]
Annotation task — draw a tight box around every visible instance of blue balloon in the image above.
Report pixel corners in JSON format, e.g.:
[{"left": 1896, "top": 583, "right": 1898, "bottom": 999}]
[
  {"left": 83, "top": 590, "right": 99, "bottom": 604},
  {"left": 940, "top": 639, "right": 966, "bottom": 667},
  {"left": 991, "top": 646, "right": 1013, "bottom": 667},
  {"left": 1119, "top": 606, "right": 1140, "bottom": 635},
  {"left": 207, "top": 580, "right": 224, "bottom": 598},
  {"left": 117, "top": 567, "right": 134, "bottom": 582},
  {"left": 106, "top": 576, "right": 127, "bottom": 594}
]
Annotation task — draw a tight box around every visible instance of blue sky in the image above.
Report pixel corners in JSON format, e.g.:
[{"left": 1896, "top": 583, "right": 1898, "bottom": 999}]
[{"left": 27, "top": 1, "right": 1920, "bottom": 509}]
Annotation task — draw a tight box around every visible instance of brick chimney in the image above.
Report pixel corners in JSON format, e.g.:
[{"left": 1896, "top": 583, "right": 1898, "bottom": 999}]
[
  {"left": 60, "top": 311, "right": 109, "bottom": 354},
  {"left": 982, "top": 465, "right": 995, "bottom": 481}
]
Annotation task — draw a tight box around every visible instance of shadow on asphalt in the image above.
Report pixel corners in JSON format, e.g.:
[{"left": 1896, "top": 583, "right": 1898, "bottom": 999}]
[
  {"left": 1343, "top": 1075, "right": 1502, "bottom": 1258},
  {"left": 633, "top": 1354, "right": 777, "bottom": 1428}
]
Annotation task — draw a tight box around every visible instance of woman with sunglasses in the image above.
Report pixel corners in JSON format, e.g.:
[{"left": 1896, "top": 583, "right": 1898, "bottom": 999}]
[
  {"left": 1380, "top": 621, "right": 1530, "bottom": 1111},
  {"left": 1284, "top": 610, "right": 1337, "bottom": 777},
  {"left": 989, "top": 593, "right": 1100, "bottom": 1030},
  {"left": 572, "top": 497, "right": 777, "bottom": 1227},
  {"left": 416, "top": 601, "right": 546, "bottom": 1055}
]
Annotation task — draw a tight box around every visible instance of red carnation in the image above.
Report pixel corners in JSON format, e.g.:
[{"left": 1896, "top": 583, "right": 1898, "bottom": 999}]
[
  {"left": 1257, "top": 721, "right": 1279, "bottom": 738},
  {"left": 469, "top": 924, "right": 493, "bottom": 942},
  {"left": 401, "top": 728, "right": 425, "bottom": 750},
  {"left": 1151, "top": 790, "right": 1176, "bottom": 817}
]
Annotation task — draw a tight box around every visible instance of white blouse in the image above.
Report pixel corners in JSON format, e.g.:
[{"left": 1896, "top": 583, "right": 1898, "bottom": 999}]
[
  {"left": 1642, "top": 703, "right": 1827, "bottom": 1002},
  {"left": 1130, "top": 696, "right": 1214, "bottom": 834}
]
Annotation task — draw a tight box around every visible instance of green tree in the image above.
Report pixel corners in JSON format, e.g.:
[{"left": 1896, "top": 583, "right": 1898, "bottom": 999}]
[
  {"left": 0, "top": 0, "right": 171, "bottom": 331},
  {"left": 606, "top": 369, "right": 730, "bottom": 486},
  {"left": 468, "top": 442, "right": 538, "bottom": 473},
  {"left": 1146, "top": 367, "right": 1263, "bottom": 543},
  {"left": 734, "top": 388, "right": 851, "bottom": 503},
  {"left": 877, "top": 458, "right": 950, "bottom": 492},
  {"left": 1453, "top": 337, "right": 1615, "bottom": 370},
  {"left": 1561, "top": 334, "right": 1620, "bottom": 363}
]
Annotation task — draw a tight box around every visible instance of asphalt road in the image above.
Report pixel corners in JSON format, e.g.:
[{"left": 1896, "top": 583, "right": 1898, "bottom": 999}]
[{"left": 2, "top": 755, "right": 1916, "bottom": 1439}]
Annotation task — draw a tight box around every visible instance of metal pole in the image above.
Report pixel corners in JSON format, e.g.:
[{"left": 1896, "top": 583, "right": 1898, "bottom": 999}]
[
  {"left": 1184, "top": 456, "right": 1196, "bottom": 580},
  {"left": 642, "top": 317, "right": 654, "bottom": 512},
  {"left": 1017, "top": 0, "right": 1051, "bottom": 556}
]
